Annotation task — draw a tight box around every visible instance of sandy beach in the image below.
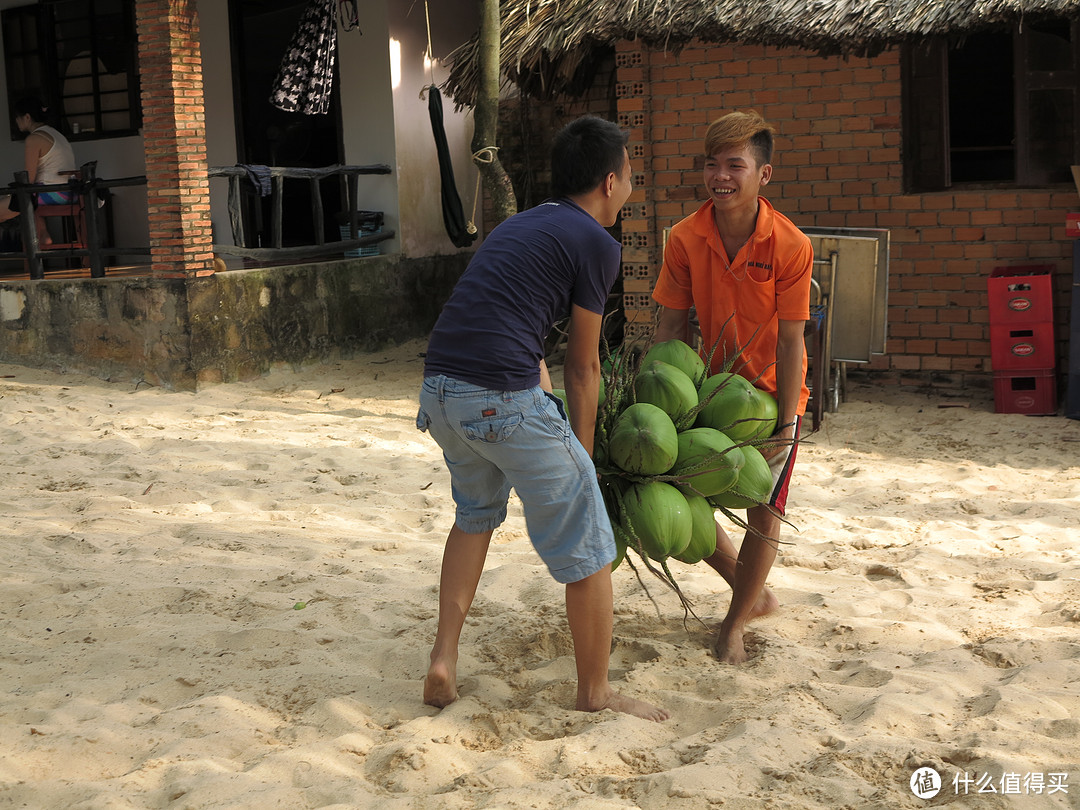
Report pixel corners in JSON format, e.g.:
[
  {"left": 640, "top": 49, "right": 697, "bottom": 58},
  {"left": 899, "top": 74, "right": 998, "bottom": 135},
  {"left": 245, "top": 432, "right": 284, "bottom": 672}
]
[{"left": 2, "top": 340, "right": 1079, "bottom": 809}]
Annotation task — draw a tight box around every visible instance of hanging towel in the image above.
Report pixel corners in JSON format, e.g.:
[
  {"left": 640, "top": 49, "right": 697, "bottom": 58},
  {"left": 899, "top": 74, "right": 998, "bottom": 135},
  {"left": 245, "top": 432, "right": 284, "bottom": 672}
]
[
  {"left": 428, "top": 86, "right": 477, "bottom": 248},
  {"left": 239, "top": 164, "right": 272, "bottom": 197},
  {"left": 269, "top": 0, "right": 337, "bottom": 115}
]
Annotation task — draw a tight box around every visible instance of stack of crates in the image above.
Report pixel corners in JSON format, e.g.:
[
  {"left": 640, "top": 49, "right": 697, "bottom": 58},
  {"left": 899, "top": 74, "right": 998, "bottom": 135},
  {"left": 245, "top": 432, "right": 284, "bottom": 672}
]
[{"left": 988, "top": 265, "right": 1057, "bottom": 414}]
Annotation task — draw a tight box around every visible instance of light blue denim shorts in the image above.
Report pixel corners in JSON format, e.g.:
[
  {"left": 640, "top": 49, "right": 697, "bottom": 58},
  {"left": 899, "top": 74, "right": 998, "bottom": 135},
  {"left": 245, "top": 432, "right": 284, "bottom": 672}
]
[{"left": 417, "top": 375, "right": 615, "bottom": 584}]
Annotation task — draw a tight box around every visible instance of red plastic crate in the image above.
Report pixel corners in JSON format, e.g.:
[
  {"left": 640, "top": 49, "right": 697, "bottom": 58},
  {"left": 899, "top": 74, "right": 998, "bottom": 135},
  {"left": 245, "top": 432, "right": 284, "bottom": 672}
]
[
  {"left": 989, "top": 321, "right": 1056, "bottom": 370},
  {"left": 993, "top": 370, "right": 1058, "bottom": 415},
  {"left": 988, "top": 265, "right": 1055, "bottom": 325}
]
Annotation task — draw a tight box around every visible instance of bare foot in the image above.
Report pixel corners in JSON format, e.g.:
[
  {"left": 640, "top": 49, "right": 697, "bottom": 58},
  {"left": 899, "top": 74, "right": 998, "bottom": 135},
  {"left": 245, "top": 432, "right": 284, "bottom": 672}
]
[
  {"left": 712, "top": 622, "right": 750, "bottom": 664},
  {"left": 577, "top": 689, "right": 670, "bottom": 722},
  {"left": 423, "top": 657, "right": 457, "bottom": 708},
  {"left": 749, "top": 585, "right": 779, "bottom": 621}
]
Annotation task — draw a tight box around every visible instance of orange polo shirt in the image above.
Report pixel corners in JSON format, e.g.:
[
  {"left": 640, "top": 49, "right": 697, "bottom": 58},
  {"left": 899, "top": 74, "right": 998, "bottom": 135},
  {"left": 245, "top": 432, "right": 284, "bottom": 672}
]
[{"left": 652, "top": 196, "right": 813, "bottom": 415}]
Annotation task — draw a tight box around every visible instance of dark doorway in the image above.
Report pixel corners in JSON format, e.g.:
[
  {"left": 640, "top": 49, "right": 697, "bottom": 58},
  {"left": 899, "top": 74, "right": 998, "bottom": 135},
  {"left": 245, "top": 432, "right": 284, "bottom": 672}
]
[{"left": 228, "top": 0, "right": 344, "bottom": 247}]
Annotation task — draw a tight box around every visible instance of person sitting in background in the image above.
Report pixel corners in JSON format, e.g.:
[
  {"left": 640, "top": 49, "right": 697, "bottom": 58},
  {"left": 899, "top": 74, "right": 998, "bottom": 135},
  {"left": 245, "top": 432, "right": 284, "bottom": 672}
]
[{"left": 0, "top": 97, "right": 77, "bottom": 246}]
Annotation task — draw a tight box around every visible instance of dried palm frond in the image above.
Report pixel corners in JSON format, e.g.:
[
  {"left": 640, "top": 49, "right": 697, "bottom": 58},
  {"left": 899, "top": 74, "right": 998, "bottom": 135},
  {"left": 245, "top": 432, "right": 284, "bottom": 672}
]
[{"left": 444, "top": 0, "right": 1080, "bottom": 107}]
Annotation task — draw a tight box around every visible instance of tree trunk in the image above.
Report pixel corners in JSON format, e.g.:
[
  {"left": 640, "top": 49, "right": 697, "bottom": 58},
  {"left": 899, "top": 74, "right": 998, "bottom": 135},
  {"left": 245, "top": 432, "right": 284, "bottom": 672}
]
[{"left": 473, "top": 0, "right": 517, "bottom": 226}]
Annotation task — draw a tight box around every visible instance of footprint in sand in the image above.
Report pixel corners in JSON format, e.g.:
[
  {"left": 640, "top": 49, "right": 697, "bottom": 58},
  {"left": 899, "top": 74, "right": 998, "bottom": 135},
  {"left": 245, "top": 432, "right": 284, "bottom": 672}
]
[{"left": 864, "top": 563, "right": 905, "bottom": 583}]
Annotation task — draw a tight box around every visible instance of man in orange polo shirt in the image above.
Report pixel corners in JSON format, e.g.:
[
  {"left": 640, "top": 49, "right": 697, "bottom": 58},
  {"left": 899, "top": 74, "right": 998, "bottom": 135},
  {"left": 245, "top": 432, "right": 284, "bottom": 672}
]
[{"left": 652, "top": 110, "right": 813, "bottom": 664}]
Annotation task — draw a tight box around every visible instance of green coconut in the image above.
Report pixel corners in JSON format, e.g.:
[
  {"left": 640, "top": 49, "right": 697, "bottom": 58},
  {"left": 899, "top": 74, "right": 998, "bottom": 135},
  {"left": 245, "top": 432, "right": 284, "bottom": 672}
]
[
  {"left": 612, "top": 527, "right": 628, "bottom": 571},
  {"left": 620, "top": 480, "right": 692, "bottom": 561},
  {"left": 670, "top": 427, "right": 745, "bottom": 497},
  {"left": 673, "top": 493, "right": 718, "bottom": 564},
  {"left": 643, "top": 339, "right": 706, "bottom": 386},
  {"left": 552, "top": 380, "right": 606, "bottom": 412},
  {"left": 747, "top": 386, "right": 779, "bottom": 441},
  {"left": 696, "top": 372, "right": 771, "bottom": 444},
  {"left": 607, "top": 402, "right": 678, "bottom": 475},
  {"left": 633, "top": 360, "right": 699, "bottom": 422},
  {"left": 709, "top": 444, "right": 774, "bottom": 510}
]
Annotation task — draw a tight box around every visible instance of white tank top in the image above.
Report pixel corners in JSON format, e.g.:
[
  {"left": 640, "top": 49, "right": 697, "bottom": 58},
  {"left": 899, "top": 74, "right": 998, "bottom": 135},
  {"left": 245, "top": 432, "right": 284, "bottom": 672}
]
[{"left": 31, "top": 124, "right": 77, "bottom": 185}]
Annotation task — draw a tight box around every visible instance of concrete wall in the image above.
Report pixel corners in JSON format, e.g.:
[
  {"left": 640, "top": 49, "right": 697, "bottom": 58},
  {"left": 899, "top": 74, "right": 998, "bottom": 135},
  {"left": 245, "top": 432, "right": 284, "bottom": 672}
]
[{"left": 0, "top": 253, "right": 469, "bottom": 389}]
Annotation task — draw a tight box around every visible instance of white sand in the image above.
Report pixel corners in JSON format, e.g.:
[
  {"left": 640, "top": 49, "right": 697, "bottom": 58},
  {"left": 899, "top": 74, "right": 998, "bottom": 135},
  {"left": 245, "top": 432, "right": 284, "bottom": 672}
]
[{"left": 2, "top": 341, "right": 1079, "bottom": 809}]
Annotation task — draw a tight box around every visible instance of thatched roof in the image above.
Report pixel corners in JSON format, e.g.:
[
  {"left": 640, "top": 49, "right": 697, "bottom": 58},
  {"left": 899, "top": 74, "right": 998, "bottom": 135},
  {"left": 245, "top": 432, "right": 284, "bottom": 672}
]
[{"left": 444, "top": 0, "right": 1080, "bottom": 107}]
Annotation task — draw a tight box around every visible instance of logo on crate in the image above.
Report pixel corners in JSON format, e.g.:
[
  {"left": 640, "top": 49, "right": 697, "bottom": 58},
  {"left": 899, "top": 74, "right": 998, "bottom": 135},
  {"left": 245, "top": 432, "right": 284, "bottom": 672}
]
[
  {"left": 1011, "top": 343, "right": 1035, "bottom": 357},
  {"left": 1016, "top": 395, "right": 1037, "bottom": 409},
  {"left": 1007, "top": 297, "right": 1032, "bottom": 312}
]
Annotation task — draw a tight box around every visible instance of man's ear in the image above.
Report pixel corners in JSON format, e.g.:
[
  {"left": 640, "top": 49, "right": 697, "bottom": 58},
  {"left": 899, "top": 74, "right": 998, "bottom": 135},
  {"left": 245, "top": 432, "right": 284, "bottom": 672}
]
[
  {"left": 760, "top": 163, "right": 773, "bottom": 186},
  {"left": 604, "top": 171, "right": 617, "bottom": 197}
]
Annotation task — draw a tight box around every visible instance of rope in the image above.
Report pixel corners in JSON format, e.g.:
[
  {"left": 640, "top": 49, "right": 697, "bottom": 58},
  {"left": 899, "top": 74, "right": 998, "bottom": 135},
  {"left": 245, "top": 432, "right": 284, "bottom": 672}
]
[
  {"left": 424, "top": 0, "right": 435, "bottom": 87},
  {"left": 468, "top": 147, "right": 498, "bottom": 235}
]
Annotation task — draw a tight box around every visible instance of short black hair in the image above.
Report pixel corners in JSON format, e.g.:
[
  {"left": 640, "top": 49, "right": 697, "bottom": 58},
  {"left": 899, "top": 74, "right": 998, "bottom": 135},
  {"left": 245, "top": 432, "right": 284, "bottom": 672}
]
[
  {"left": 12, "top": 97, "right": 49, "bottom": 122},
  {"left": 551, "top": 116, "right": 629, "bottom": 198}
]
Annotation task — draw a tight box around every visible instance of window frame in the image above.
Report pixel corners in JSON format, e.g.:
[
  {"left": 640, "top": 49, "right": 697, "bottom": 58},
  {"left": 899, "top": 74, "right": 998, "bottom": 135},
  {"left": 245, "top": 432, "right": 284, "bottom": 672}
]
[
  {"left": 902, "top": 18, "right": 1080, "bottom": 192},
  {"left": 3, "top": 0, "right": 141, "bottom": 143}
]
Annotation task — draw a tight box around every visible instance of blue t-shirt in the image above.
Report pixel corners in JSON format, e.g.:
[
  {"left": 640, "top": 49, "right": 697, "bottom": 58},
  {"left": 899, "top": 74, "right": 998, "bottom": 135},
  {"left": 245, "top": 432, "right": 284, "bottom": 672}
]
[{"left": 424, "top": 198, "right": 621, "bottom": 390}]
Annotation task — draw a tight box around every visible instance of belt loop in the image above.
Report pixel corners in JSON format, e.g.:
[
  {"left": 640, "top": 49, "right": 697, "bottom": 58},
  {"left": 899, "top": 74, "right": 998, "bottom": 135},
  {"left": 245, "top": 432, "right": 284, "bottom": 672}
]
[{"left": 436, "top": 375, "right": 447, "bottom": 403}]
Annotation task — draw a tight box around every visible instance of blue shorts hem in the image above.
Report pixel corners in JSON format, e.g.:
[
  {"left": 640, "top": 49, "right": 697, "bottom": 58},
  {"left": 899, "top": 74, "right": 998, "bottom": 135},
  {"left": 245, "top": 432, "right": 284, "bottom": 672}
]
[
  {"left": 455, "top": 514, "right": 504, "bottom": 535},
  {"left": 548, "top": 545, "right": 616, "bottom": 584}
]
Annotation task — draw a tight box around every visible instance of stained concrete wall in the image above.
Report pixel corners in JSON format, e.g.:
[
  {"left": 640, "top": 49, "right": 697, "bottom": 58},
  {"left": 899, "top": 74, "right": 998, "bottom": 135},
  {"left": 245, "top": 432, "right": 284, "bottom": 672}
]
[{"left": 0, "top": 255, "right": 468, "bottom": 390}]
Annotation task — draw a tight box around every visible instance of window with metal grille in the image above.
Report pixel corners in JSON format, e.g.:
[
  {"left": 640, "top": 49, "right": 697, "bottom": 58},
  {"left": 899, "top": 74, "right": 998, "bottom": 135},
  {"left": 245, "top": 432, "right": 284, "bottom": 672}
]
[{"left": 3, "top": 0, "right": 140, "bottom": 142}]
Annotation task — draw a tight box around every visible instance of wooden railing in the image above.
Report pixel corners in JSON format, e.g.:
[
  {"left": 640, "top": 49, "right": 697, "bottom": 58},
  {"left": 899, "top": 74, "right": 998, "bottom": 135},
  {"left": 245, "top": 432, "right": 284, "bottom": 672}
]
[
  {"left": 0, "top": 162, "right": 395, "bottom": 280},
  {"left": 0, "top": 162, "right": 149, "bottom": 280},
  {"left": 208, "top": 163, "right": 395, "bottom": 260}
]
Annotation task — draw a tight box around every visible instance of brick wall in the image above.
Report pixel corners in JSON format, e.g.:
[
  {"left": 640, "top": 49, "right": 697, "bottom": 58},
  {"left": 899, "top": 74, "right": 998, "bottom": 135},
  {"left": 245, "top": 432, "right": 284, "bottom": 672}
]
[
  {"left": 614, "top": 39, "right": 1076, "bottom": 386},
  {"left": 135, "top": 0, "right": 214, "bottom": 277}
]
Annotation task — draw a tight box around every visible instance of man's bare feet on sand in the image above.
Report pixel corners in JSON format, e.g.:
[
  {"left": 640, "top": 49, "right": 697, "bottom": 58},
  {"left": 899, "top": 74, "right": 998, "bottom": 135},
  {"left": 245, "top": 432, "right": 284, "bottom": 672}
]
[
  {"left": 423, "top": 658, "right": 457, "bottom": 708},
  {"left": 711, "top": 587, "right": 779, "bottom": 664},
  {"left": 577, "top": 689, "right": 670, "bottom": 722},
  {"left": 749, "top": 586, "right": 779, "bottom": 621},
  {"left": 712, "top": 622, "right": 752, "bottom": 664}
]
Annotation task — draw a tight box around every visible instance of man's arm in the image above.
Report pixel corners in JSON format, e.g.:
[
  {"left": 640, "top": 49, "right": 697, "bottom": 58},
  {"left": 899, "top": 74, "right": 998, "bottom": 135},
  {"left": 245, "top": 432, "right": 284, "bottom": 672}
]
[
  {"left": 539, "top": 358, "right": 553, "bottom": 393},
  {"left": 563, "top": 303, "right": 604, "bottom": 456},
  {"left": 763, "top": 317, "right": 806, "bottom": 460},
  {"left": 653, "top": 306, "right": 691, "bottom": 345}
]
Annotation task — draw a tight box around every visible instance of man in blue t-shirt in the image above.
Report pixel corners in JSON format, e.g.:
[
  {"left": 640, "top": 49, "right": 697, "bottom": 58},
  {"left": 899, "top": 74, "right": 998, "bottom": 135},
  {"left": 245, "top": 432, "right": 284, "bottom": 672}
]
[{"left": 417, "top": 116, "right": 667, "bottom": 722}]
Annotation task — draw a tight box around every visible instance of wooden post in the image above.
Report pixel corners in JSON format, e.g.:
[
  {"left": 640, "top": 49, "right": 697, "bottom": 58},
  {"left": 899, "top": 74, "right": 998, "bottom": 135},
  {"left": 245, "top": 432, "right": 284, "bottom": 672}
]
[
  {"left": 81, "top": 161, "right": 105, "bottom": 278},
  {"left": 12, "top": 171, "right": 43, "bottom": 279}
]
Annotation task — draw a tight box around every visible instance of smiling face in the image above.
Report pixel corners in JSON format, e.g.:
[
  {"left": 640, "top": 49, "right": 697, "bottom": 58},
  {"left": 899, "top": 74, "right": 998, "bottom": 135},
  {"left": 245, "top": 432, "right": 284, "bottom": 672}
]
[{"left": 703, "top": 143, "right": 772, "bottom": 213}]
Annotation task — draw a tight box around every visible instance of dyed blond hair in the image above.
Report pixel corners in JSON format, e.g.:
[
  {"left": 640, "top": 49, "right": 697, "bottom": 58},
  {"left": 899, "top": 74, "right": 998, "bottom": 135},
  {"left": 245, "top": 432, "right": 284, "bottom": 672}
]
[{"left": 703, "top": 111, "right": 776, "bottom": 167}]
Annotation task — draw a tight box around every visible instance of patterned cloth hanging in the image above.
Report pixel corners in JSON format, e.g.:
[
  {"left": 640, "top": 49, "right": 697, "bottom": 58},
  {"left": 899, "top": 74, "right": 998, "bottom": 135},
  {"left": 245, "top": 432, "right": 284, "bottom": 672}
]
[{"left": 269, "top": 0, "right": 337, "bottom": 115}]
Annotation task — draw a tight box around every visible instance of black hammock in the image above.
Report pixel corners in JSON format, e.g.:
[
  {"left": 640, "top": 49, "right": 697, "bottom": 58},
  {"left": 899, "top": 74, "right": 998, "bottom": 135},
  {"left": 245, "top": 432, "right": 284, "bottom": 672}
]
[{"left": 428, "top": 86, "right": 477, "bottom": 248}]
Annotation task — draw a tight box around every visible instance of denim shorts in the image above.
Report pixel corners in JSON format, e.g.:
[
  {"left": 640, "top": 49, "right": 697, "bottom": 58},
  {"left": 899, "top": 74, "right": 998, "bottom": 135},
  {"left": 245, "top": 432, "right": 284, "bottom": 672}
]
[{"left": 417, "top": 375, "right": 615, "bottom": 584}]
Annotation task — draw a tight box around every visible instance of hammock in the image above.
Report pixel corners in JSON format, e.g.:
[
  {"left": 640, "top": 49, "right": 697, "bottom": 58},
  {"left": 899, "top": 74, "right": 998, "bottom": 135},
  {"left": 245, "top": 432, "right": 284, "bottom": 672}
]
[{"left": 428, "top": 85, "right": 477, "bottom": 248}]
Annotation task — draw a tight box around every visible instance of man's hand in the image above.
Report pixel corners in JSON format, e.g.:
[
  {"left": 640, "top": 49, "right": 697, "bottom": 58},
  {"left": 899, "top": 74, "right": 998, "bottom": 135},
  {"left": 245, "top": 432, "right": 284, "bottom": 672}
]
[{"left": 758, "top": 420, "right": 796, "bottom": 462}]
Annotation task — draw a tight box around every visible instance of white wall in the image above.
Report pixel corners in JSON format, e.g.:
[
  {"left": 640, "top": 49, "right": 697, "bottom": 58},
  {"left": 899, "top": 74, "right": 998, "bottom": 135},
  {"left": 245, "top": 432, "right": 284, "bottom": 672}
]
[
  {"left": 198, "top": 0, "right": 239, "bottom": 250},
  {"left": 388, "top": 0, "right": 480, "bottom": 258},
  {"left": 337, "top": 1, "right": 400, "bottom": 254}
]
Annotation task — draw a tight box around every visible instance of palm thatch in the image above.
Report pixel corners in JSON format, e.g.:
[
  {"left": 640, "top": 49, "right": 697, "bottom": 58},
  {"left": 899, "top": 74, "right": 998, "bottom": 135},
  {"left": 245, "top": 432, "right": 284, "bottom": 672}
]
[{"left": 444, "top": 0, "right": 1080, "bottom": 107}]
